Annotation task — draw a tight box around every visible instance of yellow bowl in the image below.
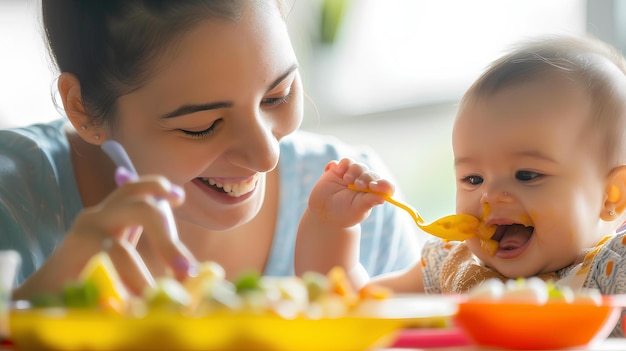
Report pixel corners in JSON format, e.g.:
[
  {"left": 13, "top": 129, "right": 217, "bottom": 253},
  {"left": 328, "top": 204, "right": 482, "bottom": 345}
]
[
  {"left": 455, "top": 296, "right": 623, "bottom": 350},
  {"left": 9, "top": 295, "right": 457, "bottom": 351}
]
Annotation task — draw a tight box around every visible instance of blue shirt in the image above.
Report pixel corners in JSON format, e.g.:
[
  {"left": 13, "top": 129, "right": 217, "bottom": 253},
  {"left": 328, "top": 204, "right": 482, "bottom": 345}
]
[{"left": 0, "top": 119, "right": 422, "bottom": 284}]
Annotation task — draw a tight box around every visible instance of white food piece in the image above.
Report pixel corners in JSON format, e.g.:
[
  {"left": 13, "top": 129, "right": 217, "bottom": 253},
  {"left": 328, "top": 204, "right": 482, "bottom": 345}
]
[
  {"left": 572, "top": 288, "right": 603, "bottom": 306},
  {"left": 548, "top": 284, "right": 574, "bottom": 303},
  {"left": 500, "top": 277, "right": 549, "bottom": 304},
  {"left": 467, "top": 278, "right": 505, "bottom": 301}
]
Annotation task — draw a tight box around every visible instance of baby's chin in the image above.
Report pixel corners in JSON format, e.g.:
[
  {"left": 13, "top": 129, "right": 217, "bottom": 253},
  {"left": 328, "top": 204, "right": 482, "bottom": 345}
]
[{"left": 479, "top": 258, "right": 561, "bottom": 282}]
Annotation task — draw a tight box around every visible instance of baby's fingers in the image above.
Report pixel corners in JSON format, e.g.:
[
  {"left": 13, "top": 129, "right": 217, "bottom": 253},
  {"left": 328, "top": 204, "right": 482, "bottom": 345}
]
[{"left": 366, "top": 178, "right": 395, "bottom": 196}]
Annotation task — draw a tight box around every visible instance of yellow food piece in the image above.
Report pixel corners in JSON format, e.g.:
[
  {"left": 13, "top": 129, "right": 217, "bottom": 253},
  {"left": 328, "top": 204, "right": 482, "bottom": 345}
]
[
  {"left": 79, "top": 251, "right": 128, "bottom": 311},
  {"left": 184, "top": 261, "right": 226, "bottom": 310},
  {"left": 477, "top": 203, "right": 497, "bottom": 256},
  {"left": 359, "top": 284, "right": 393, "bottom": 300},
  {"left": 327, "top": 266, "right": 359, "bottom": 307},
  {"left": 429, "top": 214, "right": 479, "bottom": 242}
]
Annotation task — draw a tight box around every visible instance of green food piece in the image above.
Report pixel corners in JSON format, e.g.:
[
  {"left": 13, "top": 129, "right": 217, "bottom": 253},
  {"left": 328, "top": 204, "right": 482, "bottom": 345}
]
[
  {"left": 234, "top": 271, "right": 262, "bottom": 293},
  {"left": 62, "top": 281, "right": 100, "bottom": 308},
  {"left": 302, "top": 271, "right": 329, "bottom": 302},
  {"left": 30, "top": 292, "right": 63, "bottom": 308},
  {"left": 144, "top": 277, "right": 191, "bottom": 310}
]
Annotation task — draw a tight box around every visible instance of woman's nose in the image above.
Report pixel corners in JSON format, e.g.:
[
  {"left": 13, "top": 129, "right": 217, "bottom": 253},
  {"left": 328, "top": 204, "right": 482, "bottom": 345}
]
[{"left": 228, "top": 115, "right": 280, "bottom": 172}]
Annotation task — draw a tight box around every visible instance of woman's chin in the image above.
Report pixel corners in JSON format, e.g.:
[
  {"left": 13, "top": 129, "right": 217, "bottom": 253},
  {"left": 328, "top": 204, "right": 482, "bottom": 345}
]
[{"left": 175, "top": 202, "right": 263, "bottom": 232}]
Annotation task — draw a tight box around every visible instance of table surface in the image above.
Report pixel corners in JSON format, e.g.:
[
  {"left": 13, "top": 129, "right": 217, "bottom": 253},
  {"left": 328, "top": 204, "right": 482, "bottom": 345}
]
[
  {"left": 2, "top": 337, "right": 625, "bottom": 350},
  {"left": 382, "top": 338, "right": 626, "bottom": 350}
]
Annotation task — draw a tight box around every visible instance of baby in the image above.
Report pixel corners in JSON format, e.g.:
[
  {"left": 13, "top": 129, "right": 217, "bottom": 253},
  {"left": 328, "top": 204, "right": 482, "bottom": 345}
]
[{"left": 295, "top": 34, "right": 626, "bottom": 336}]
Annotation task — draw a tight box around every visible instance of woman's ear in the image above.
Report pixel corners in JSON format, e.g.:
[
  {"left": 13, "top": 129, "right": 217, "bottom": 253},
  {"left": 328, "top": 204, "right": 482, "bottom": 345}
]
[
  {"left": 602, "top": 165, "right": 626, "bottom": 220},
  {"left": 58, "top": 73, "right": 105, "bottom": 145}
]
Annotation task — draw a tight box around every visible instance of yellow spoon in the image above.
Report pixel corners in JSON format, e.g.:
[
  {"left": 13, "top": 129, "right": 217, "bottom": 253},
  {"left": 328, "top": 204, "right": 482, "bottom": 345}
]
[{"left": 347, "top": 184, "right": 479, "bottom": 241}]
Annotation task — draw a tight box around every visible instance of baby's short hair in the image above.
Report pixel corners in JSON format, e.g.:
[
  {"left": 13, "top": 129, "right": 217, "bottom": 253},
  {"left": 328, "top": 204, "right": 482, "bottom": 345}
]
[{"left": 461, "top": 35, "right": 626, "bottom": 170}]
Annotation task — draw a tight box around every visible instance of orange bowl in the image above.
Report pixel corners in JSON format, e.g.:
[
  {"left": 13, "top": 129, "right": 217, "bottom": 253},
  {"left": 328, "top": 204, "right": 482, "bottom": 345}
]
[{"left": 455, "top": 296, "right": 622, "bottom": 350}]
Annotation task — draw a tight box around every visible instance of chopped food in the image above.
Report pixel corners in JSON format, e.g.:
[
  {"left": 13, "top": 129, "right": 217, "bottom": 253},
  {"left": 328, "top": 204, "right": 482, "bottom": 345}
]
[
  {"left": 467, "top": 277, "right": 602, "bottom": 305},
  {"left": 78, "top": 251, "right": 129, "bottom": 311},
  {"left": 144, "top": 277, "right": 192, "bottom": 311},
  {"left": 27, "top": 251, "right": 393, "bottom": 319}
]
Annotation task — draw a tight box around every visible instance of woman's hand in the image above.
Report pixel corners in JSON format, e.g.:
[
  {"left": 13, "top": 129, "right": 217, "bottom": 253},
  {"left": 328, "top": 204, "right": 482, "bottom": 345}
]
[{"left": 13, "top": 170, "right": 196, "bottom": 300}]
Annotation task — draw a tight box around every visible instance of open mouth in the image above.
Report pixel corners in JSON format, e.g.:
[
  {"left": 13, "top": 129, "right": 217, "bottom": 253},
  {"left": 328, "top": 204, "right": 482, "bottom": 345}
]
[
  {"left": 195, "top": 175, "right": 258, "bottom": 198},
  {"left": 490, "top": 224, "right": 534, "bottom": 251}
]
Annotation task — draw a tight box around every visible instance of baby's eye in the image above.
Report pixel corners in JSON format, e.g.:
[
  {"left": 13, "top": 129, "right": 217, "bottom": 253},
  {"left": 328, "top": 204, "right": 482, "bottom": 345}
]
[
  {"left": 516, "top": 170, "right": 542, "bottom": 182},
  {"left": 462, "top": 175, "right": 483, "bottom": 185}
]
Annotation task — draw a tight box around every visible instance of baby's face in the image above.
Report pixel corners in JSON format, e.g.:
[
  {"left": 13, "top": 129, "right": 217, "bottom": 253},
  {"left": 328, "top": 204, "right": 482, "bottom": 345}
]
[{"left": 452, "top": 76, "right": 608, "bottom": 278}]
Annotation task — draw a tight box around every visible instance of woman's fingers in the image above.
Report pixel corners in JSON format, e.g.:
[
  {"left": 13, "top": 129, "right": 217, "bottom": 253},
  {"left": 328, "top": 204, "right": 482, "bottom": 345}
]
[
  {"left": 107, "top": 240, "right": 155, "bottom": 295},
  {"left": 124, "top": 196, "right": 198, "bottom": 281},
  {"left": 105, "top": 175, "right": 186, "bottom": 209},
  {"left": 70, "top": 175, "right": 196, "bottom": 295}
]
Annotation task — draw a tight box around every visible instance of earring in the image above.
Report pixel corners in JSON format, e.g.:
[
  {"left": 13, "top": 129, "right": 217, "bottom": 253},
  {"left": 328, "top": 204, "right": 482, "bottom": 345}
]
[
  {"left": 610, "top": 210, "right": 616, "bottom": 216},
  {"left": 94, "top": 134, "right": 100, "bottom": 141},
  {"left": 80, "top": 125, "right": 87, "bottom": 131}
]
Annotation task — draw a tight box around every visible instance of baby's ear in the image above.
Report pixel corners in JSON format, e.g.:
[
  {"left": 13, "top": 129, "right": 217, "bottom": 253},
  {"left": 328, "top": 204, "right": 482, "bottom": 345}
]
[{"left": 602, "top": 165, "right": 626, "bottom": 220}]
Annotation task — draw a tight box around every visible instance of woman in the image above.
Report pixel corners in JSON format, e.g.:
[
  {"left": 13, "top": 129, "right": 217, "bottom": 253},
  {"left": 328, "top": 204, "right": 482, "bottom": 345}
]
[{"left": 1, "top": 0, "right": 421, "bottom": 300}]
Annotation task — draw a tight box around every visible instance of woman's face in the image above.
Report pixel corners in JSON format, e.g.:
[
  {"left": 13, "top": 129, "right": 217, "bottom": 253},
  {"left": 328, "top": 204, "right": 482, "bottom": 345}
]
[
  {"left": 452, "top": 76, "right": 609, "bottom": 278},
  {"left": 106, "top": 2, "right": 303, "bottom": 231}
]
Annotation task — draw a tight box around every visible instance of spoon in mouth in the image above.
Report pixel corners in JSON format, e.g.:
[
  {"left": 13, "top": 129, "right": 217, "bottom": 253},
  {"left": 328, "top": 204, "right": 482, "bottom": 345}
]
[{"left": 347, "top": 184, "right": 478, "bottom": 241}]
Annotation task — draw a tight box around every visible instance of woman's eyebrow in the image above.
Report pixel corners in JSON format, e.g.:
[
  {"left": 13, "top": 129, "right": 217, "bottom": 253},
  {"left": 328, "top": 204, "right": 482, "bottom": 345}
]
[
  {"left": 160, "top": 63, "right": 299, "bottom": 120},
  {"left": 266, "top": 63, "right": 299, "bottom": 92},
  {"left": 161, "top": 101, "right": 233, "bottom": 119}
]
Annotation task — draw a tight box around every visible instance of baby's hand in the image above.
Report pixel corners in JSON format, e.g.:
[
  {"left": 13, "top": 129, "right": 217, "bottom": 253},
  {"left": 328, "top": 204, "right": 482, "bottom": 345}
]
[{"left": 307, "top": 158, "right": 394, "bottom": 228}]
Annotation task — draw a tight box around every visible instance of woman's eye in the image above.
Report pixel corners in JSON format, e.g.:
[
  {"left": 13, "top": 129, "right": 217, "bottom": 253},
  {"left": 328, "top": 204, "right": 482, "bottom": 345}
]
[
  {"left": 516, "top": 170, "right": 542, "bottom": 182},
  {"left": 262, "top": 88, "right": 292, "bottom": 106},
  {"left": 463, "top": 175, "right": 483, "bottom": 185},
  {"left": 179, "top": 119, "right": 222, "bottom": 138}
]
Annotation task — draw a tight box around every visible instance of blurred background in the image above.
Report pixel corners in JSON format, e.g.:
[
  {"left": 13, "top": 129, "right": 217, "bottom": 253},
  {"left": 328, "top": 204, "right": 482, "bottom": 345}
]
[{"left": 1, "top": 0, "right": 625, "bottom": 220}]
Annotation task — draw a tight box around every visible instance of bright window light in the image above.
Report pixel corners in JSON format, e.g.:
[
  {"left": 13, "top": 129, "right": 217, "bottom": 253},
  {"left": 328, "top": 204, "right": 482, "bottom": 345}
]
[{"left": 308, "top": 0, "right": 586, "bottom": 116}]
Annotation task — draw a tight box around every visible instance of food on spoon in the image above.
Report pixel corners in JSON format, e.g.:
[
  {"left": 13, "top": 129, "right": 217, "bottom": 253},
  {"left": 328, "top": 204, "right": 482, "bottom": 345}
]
[
  {"left": 346, "top": 183, "right": 481, "bottom": 242},
  {"left": 425, "top": 214, "right": 480, "bottom": 242}
]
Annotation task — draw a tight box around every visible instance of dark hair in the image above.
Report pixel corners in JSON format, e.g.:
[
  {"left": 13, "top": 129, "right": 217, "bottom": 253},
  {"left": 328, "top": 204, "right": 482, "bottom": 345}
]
[
  {"left": 42, "top": 0, "right": 251, "bottom": 127},
  {"left": 460, "top": 35, "right": 626, "bottom": 169}
]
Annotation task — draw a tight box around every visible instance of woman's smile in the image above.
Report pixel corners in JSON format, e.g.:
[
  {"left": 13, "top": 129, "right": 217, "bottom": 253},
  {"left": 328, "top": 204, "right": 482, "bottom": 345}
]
[{"left": 191, "top": 174, "right": 261, "bottom": 204}]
